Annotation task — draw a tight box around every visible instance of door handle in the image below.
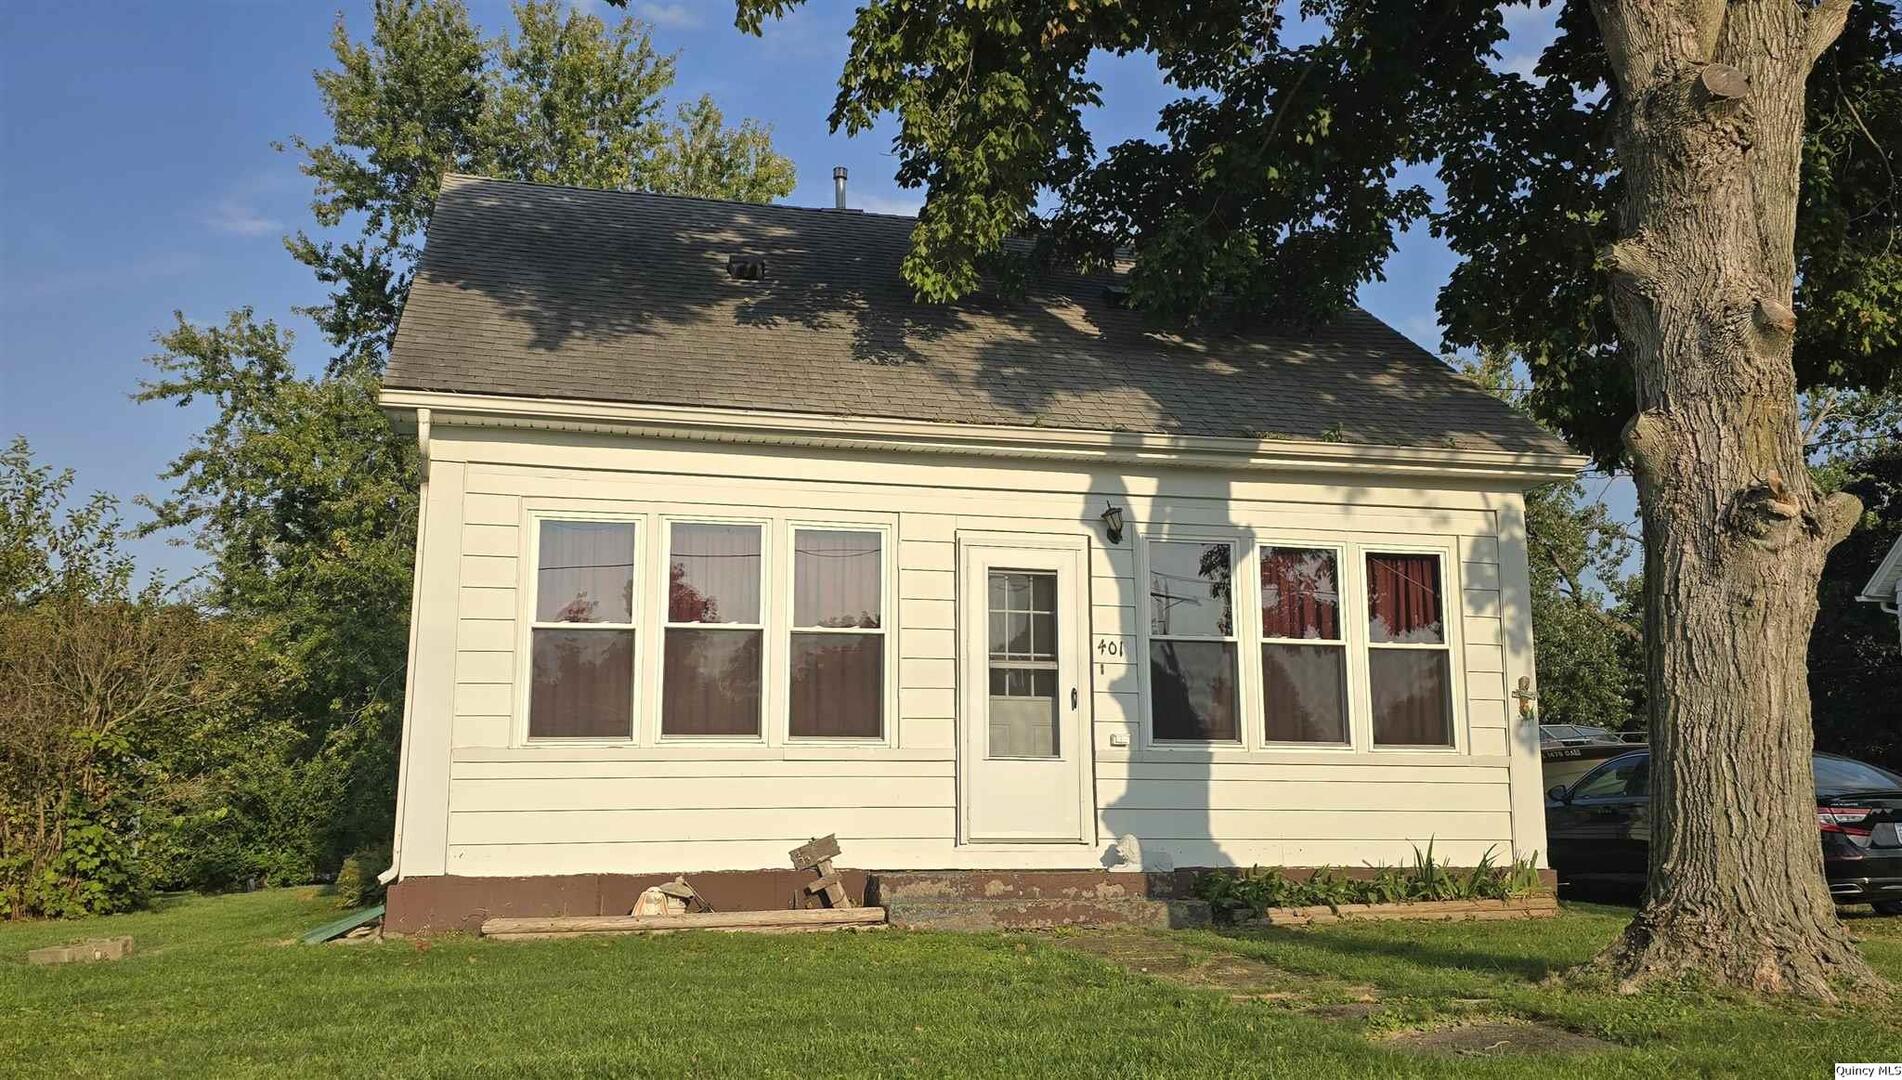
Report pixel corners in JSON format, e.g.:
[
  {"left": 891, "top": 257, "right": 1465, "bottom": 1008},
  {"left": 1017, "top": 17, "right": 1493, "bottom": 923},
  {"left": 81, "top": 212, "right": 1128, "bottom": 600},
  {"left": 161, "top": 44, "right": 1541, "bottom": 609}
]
[{"left": 1071, "top": 688, "right": 1078, "bottom": 709}]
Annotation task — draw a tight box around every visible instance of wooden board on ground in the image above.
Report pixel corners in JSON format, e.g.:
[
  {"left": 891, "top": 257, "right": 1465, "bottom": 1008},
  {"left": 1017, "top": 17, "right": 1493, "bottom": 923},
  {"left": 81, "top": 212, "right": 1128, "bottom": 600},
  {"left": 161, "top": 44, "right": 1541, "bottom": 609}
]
[{"left": 481, "top": 906, "right": 887, "bottom": 939}]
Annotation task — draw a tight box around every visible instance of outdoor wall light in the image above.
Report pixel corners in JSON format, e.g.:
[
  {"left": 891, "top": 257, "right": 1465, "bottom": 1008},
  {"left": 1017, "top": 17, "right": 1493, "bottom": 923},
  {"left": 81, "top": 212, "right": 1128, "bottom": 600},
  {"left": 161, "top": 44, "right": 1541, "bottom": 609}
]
[{"left": 1099, "top": 501, "right": 1127, "bottom": 545}]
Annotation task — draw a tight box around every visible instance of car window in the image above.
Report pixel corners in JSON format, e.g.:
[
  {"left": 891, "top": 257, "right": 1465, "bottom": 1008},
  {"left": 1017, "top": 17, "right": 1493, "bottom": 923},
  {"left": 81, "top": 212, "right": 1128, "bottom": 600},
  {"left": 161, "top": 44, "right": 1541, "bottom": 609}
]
[
  {"left": 1543, "top": 725, "right": 1577, "bottom": 742},
  {"left": 1571, "top": 755, "right": 1649, "bottom": 800},
  {"left": 1814, "top": 755, "right": 1902, "bottom": 795}
]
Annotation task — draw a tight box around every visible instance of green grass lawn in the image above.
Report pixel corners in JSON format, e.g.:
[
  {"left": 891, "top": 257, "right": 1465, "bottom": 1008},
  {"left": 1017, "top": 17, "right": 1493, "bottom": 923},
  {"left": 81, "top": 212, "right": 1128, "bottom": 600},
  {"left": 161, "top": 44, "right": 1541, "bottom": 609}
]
[{"left": 2, "top": 889, "right": 1898, "bottom": 1078}]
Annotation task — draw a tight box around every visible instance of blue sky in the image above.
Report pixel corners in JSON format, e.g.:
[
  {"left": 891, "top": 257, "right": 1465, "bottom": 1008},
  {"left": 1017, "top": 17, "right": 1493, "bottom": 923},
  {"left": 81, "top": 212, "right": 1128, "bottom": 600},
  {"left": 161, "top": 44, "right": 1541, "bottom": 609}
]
[{"left": 0, "top": 0, "right": 1630, "bottom": 585}]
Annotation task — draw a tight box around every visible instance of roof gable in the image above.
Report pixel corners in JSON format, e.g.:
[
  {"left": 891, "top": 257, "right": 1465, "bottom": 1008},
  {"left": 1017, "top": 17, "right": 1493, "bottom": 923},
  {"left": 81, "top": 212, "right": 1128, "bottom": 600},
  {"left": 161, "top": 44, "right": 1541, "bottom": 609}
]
[{"left": 386, "top": 174, "right": 1572, "bottom": 458}]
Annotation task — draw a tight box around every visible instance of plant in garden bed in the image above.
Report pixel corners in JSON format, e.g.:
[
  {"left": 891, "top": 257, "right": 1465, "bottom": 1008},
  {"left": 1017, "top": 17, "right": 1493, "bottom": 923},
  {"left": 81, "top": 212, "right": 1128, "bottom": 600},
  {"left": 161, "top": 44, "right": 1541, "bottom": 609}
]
[{"left": 1194, "top": 843, "right": 1545, "bottom": 922}]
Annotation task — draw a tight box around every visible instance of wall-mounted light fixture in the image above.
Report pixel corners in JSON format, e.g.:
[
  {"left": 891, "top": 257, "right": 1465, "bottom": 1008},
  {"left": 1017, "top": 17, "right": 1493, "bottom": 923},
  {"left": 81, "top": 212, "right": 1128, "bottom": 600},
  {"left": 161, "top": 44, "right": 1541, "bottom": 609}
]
[{"left": 1099, "top": 501, "right": 1126, "bottom": 545}]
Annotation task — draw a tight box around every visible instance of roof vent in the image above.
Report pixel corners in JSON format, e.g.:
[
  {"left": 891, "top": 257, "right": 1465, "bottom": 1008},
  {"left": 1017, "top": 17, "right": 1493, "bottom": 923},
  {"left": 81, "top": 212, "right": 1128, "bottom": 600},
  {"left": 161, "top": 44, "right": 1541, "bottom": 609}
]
[
  {"left": 726, "top": 255, "right": 767, "bottom": 281},
  {"left": 1103, "top": 284, "right": 1132, "bottom": 309},
  {"left": 833, "top": 166, "right": 848, "bottom": 210}
]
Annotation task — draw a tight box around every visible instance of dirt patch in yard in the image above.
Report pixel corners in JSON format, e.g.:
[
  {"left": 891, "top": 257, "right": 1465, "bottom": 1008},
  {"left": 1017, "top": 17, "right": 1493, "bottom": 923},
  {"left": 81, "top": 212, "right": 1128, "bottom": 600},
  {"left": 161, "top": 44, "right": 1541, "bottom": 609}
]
[
  {"left": 1049, "top": 933, "right": 1370, "bottom": 1007},
  {"left": 1384, "top": 1018, "right": 1617, "bottom": 1058}
]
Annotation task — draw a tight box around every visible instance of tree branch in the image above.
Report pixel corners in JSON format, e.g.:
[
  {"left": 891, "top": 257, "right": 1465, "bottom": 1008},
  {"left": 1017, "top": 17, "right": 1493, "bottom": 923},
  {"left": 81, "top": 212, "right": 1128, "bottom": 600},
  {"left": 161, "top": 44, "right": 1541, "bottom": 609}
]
[{"left": 1807, "top": 0, "right": 1854, "bottom": 63}]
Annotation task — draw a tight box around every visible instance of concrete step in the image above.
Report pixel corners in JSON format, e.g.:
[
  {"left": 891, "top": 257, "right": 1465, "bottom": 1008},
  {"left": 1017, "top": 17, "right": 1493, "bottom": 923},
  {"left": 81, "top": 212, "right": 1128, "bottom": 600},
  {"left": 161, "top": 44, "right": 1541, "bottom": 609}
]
[
  {"left": 885, "top": 896, "right": 1211, "bottom": 932},
  {"left": 873, "top": 870, "right": 1191, "bottom": 904}
]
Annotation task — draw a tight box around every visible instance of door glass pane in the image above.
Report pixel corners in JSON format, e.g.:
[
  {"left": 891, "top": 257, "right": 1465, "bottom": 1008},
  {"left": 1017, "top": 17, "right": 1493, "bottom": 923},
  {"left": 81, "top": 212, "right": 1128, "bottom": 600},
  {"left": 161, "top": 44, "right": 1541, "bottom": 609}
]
[
  {"left": 1148, "top": 541, "right": 1233, "bottom": 637},
  {"left": 987, "top": 570, "right": 1059, "bottom": 758},
  {"left": 536, "top": 521, "right": 634, "bottom": 624},
  {"left": 793, "top": 530, "right": 882, "bottom": 628},
  {"left": 669, "top": 523, "right": 761, "bottom": 624}
]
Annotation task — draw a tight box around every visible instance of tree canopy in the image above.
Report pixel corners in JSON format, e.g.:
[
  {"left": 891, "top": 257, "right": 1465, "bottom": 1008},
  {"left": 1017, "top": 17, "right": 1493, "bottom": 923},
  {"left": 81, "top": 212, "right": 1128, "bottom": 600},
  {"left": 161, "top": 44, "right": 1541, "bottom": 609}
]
[
  {"left": 737, "top": 0, "right": 1900, "bottom": 466},
  {"left": 107, "top": 0, "right": 801, "bottom": 895},
  {"left": 292, "top": 0, "right": 799, "bottom": 373}
]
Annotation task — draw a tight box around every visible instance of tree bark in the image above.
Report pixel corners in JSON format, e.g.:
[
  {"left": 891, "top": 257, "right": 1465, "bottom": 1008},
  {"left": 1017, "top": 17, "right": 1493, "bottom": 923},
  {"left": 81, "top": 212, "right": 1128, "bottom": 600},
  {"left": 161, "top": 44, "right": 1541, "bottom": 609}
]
[{"left": 1584, "top": 0, "right": 1878, "bottom": 996}]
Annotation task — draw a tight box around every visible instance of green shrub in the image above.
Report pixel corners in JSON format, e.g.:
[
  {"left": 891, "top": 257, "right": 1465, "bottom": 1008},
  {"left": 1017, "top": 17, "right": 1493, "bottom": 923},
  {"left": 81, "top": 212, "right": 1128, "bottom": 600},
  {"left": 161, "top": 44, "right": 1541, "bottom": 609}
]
[
  {"left": 1192, "top": 842, "right": 1545, "bottom": 921},
  {"left": 333, "top": 843, "right": 392, "bottom": 909}
]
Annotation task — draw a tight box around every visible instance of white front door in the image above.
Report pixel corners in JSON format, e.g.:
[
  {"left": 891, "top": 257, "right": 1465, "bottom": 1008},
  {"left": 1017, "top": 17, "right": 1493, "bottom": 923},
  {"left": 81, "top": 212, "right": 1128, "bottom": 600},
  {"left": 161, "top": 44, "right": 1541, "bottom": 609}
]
[{"left": 957, "top": 534, "right": 1094, "bottom": 845}]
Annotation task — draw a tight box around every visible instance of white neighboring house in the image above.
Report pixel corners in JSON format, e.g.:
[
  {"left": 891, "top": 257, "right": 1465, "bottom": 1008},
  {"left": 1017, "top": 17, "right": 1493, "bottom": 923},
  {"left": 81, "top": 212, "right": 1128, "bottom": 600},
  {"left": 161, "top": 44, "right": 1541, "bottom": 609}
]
[
  {"left": 1861, "top": 535, "right": 1902, "bottom": 644},
  {"left": 376, "top": 175, "right": 1586, "bottom": 931}
]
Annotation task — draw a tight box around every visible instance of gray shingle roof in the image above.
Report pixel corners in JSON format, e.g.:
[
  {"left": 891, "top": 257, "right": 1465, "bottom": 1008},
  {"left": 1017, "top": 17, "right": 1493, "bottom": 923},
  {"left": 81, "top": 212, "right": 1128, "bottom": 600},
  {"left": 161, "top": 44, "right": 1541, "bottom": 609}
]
[{"left": 386, "top": 174, "right": 1570, "bottom": 456}]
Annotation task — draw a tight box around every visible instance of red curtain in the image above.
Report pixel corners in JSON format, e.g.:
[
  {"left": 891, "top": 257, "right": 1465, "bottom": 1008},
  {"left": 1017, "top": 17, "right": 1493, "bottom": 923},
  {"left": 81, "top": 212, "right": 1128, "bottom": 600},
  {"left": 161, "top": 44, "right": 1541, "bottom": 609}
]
[
  {"left": 1366, "top": 553, "right": 1444, "bottom": 644},
  {"left": 1259, "top": 548, "right": 1340, "bottom": 640}
]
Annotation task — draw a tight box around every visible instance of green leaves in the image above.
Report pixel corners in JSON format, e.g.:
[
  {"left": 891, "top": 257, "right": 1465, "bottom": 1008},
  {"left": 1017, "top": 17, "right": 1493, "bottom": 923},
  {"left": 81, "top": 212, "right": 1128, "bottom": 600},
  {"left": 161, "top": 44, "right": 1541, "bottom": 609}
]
[
  {"left": 755, "top": 1, "right": 1897, "bottom": 463},
  {"left": 289, "top": 0, "right": 796, "bottom": 372}
]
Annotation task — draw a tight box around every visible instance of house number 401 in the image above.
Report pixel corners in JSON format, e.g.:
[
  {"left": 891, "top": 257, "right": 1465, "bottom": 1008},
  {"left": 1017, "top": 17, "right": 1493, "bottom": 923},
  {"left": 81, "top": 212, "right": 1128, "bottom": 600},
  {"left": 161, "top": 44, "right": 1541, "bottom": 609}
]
[{"left": 1095, "top": 639, "right": 1124, "bottom": 658}]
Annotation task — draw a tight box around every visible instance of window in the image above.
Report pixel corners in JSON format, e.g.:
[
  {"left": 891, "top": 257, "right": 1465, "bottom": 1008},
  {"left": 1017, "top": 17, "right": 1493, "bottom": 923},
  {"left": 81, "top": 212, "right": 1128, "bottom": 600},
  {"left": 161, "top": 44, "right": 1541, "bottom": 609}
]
[
  {"left": 1366, "top": 552, "right": 1454, "bottom": 747},
  {"left": 662, "top": 523, "right": 763, "bottom": 736},
  {"left": 1148, "top": 540, "right": 1239, "bottom": 741},
  {"left": 987, "top": 570, "right": 1061, "bottom": 757},
  {"left": 789, "top": 529, "right": 885, "bottom": 738},
  {"left": 1572, "top": 755, "right": 1648, "bottom": 800},
  {"left": 528, "top": 520, "right": 637, "bottom": 739},
  {"left": 1259, "top": 547, "right": 1348, "bottom": 743}
]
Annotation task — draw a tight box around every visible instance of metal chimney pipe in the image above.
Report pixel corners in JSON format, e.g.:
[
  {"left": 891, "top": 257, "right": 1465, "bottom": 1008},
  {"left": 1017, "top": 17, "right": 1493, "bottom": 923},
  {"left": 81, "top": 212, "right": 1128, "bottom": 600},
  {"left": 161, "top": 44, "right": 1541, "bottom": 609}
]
[{"left": 833, "top": 166, "right": 848, "bottom": 210}]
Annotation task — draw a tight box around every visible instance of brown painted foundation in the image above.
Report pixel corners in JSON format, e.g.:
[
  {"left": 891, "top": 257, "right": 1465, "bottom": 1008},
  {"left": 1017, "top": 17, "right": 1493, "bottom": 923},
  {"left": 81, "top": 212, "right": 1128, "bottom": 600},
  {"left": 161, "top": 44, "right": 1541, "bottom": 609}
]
[{"left": 385, "top": 866, "right": 1557, "bottom": 935}]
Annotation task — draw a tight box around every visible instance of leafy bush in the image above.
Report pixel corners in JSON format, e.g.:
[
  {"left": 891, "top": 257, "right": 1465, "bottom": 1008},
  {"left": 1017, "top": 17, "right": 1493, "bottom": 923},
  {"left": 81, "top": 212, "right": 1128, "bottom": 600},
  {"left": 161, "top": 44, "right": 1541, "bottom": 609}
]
[
  {"left": 333, "top": 843, "right": 392, "bottom": 909},
  {"left": 1192, "top": 842, "right": 1545, "bottom": 921}
]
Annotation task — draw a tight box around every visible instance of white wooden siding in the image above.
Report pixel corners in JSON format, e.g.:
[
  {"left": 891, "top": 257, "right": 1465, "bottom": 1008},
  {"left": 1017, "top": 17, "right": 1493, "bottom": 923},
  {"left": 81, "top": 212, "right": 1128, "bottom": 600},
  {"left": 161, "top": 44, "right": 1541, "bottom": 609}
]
[{"left": 388, "top": 424, "right": 1546, "bottom": 878}]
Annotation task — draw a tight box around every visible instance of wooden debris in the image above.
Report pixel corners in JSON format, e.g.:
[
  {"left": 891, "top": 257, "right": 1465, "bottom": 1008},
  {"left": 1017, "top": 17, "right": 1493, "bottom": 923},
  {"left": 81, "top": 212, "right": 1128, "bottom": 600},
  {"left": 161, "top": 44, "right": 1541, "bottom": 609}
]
[
  {"left": 632, "top": 876, "right": 712, "bottom": 917},
  {"left": 481, "top": 907, "right": 886, "bottom": 939},
  {"left": 789, "top": 834, "right": 854, "bottom": 909}
]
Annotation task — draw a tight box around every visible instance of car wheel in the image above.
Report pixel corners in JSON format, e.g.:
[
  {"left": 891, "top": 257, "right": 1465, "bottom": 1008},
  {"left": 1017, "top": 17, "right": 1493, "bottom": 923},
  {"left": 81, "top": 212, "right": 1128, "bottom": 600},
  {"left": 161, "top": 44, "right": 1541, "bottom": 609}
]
[{"left": 1873, "top": 900, "right": 1902, "bottom": 916}]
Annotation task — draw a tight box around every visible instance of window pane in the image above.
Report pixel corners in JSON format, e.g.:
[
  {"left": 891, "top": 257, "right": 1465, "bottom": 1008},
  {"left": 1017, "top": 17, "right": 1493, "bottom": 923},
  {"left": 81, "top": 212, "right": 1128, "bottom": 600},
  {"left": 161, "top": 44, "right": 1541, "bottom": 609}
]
[
  {"left": 669, "top": 524, "right": 761, "bottom": 624},
  {"left": 1573, "top": 755, "right": 1649, "bottom": 800},
  {"left": 662, "top": 628, "right": 762, "bottom": 735},
  {"left": 1149, "top": 541, "right": 1233, "bottom": 637},
  {"left": 794, "top": 530, "right": 882, "bottom": 628},
  {"left": 1150, "top": 640, "right": 1239, "bottom": 740},
  {"left": 1260, "top": 547, "right": 1340, "bottom": 641},
  {"left": 790, "top": 633, "right": 882, "bottom": 738},
  {"left": 1366, "top": 553, "right": 1445, "bottom": 644},
  {"left": 989, "top": 571, "right": 1055, "bottom": 661},
  {"left": 1262, "top": 643, "right": 1348, "bottom": 743},
  {"left": 536, "top": 521, "right": 634, "bottom": 623},
  {"left": 988, "top": 671, "right": 1059, "bottom": 758},
  {"left": 1370, "top": 650, "right": 1453, "bottom": 746},
  {"left": 528, "top": 628, "right": 633, "bottom": 738}
]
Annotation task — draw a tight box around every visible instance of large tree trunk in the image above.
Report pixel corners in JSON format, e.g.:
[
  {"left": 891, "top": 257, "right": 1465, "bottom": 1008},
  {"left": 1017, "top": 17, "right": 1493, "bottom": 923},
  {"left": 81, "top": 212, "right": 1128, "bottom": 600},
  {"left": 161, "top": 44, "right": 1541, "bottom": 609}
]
[{"left": 1586, "top": 0, "right": 1877, "bottom": 996}]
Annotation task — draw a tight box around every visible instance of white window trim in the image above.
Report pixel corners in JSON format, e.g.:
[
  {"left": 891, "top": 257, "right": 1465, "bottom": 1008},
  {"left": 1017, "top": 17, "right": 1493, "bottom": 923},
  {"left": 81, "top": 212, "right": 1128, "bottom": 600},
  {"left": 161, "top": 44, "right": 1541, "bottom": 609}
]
[
  {"left": 653, "top": 515, "right": 773, "bottom": 745},
  {"left": 1139, "top": 531, "right": 1252, "bottom": 751},
  {"left": 784, "top": 520, "right": 898, "bottom": 747},
  {"left": 1253, "top": 541, "right": 1356, "bottom": 752},
  {"left": 1362, "top": 545, "right": 1463, "bottom": 753},
  {"left": 516, "top": 510, "right": 645, "bottom": 746}
]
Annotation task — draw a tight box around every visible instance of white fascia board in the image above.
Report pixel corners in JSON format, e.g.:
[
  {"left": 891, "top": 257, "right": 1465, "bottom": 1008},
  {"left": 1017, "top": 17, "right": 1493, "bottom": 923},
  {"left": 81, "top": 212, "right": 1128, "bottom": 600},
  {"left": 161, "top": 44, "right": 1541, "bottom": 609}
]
[
  {"left": 1858, "top": 535, "right": 1902, "bottom": 604},
  {"left": 378, "top": 388, "right": 1590, "bottom": 487}
]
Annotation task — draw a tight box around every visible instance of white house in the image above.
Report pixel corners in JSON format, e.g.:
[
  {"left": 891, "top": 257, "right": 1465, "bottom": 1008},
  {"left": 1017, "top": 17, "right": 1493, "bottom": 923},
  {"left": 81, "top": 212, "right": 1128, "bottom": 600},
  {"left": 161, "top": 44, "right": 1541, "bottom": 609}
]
[
  {"left": 377, "top": 175, "right": 1585, "bottom": 931},
  {"left": 1861, "top": 536, "right": 1902, "bottom": 644}
]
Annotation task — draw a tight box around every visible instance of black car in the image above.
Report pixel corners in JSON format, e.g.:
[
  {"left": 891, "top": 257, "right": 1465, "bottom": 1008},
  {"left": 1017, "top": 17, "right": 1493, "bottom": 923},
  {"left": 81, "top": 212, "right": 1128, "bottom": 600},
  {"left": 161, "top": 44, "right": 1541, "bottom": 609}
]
[{"left": 1545, "top": 750, "right": 1902, "bottom": 913}]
